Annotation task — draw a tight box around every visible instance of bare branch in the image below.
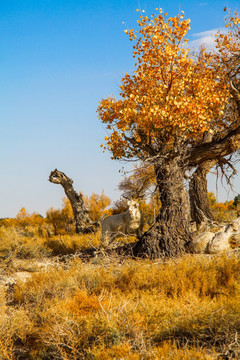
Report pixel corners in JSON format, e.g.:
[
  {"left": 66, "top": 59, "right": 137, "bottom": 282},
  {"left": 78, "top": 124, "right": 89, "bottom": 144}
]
[
  {"left": 230, "top": 80, "right": 240, "bottom": 113},
  {"left": 188, "top": 127, "right": 240, "bottom": 167}
]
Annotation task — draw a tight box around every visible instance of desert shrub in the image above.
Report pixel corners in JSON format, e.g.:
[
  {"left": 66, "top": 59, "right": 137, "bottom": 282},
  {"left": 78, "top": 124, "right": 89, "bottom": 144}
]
[
  {"left": 1, "top": 254, "right": 240, "bottom": 359},
  {"left": 0, "top": 225, "right": 101, "bottom": 259},
  {"left": 83, "top": 191, "right": 111, "bottom": 222},
  {"left": 90, "top": 341, "right": 214, "bottom": 359},
  {"left": 208, "top": 192, "right": 237, "bottom": 222},
  {"left": 44, "top": 232, "right": 101, "bottom": 256},
  {"left": 96, "top": 255, "right": 240, "bottom": 299},
  {"left": 46, "top": 201, "right": 75, "bottom": 236},
  {"left": 146, "top": 342, "right": 214, "bottom": 359},
  {"left": 0, "top": 289, "right": 15, "bottom": 360},
  {"left": 0, "top": 227, "right": 51, "bottom": 259}
]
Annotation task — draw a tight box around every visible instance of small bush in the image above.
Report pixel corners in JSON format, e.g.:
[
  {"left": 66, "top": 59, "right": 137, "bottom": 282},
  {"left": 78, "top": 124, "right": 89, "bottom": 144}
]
[{"left": 44, "top": 232, "right": 101, "bottom": 256}]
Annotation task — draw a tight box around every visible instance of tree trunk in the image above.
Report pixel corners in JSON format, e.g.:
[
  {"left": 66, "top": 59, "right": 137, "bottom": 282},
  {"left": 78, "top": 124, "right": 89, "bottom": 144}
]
[
  {"left": 132, "top": 159, "right": 193, "bottom": 258},
  {"left": 189, "top": 160, "right": 216, "bottom": 227},
  {"left": 49, "top": 169, "right": 99, "bottom": 234}
]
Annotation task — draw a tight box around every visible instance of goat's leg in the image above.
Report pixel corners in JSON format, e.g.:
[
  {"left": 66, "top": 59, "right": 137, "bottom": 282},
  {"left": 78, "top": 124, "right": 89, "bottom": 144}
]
[
  {"left": 136, "top": 228, "right": 142, "bottom": 238},
  {"left": 100, "top": 231, "right": 110, "bottom": 248}
]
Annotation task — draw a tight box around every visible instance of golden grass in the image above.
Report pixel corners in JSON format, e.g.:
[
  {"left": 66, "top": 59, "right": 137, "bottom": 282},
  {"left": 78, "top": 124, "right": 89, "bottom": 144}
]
[
  {"left": 0, "top": 252, "right": 239, "bottom": 359},
  {"left": 1, "top": 223, "right": 240, "bottom": 358},
  {"left": 0, "top": 226, "right": 102, "bottom": 258}
]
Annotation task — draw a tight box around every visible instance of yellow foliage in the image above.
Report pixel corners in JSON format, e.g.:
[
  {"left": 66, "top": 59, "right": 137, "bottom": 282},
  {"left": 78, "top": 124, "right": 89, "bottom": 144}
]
[
  {"left": 1, "top": 207, "right": 45, "bottom": 232},
  {"left": 208, "top": 192, "right": 237, "bottom": 222},
  {"left": 98, "top": 11, "right": 231, "bottom": 159},
  {"left": 83, "top": 190, "right": 111, "bottom": 221},
  {"left": 46, "top": 198, "right": 75, "bottom": 235}
]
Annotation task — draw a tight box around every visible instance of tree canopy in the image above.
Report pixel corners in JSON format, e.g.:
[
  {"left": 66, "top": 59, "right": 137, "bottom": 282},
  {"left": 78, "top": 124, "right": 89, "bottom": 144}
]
[
  {"left": 97, "top": 8, "right": 240, "bottom": 258},
  {"left": 98, "top": 9, "right": 235, "bottom": 161}
]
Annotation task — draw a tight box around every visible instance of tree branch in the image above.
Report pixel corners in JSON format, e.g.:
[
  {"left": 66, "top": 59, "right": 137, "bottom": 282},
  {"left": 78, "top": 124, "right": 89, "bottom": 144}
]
[
  {"left": 188, "top": 127, "right": 240, "bottom": 167},
  {"left": 230, "top": 80, "right": 240, "bottom": 113}
]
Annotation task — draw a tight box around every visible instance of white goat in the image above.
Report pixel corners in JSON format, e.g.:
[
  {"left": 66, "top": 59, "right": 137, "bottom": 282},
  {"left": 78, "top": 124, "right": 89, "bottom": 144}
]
[{"left": 100, "top": 200, "right": 142, "bottom": 247}]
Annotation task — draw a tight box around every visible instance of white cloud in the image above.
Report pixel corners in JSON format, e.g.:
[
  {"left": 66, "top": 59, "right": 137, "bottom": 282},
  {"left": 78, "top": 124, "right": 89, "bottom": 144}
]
[{"left": 190, "top": 28, "right": 226, "bottom": 50}]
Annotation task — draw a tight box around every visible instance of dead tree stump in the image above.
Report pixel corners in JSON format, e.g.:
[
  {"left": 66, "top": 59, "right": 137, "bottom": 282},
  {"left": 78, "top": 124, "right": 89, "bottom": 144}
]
[{"left": 49, "top": 169, "right": 99, "bottom": 234}]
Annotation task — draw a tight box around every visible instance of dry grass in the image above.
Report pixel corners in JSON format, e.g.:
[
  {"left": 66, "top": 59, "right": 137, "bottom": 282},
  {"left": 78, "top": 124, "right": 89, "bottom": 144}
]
[
  {"left": 0, "top": 226, "right": 102, "bottom": 259},
  {"left": 0, "top": 253, "right": 239, "bottom": 359},
  {"left": 1, "top": 224, "right": 240, "bottom": 358}
]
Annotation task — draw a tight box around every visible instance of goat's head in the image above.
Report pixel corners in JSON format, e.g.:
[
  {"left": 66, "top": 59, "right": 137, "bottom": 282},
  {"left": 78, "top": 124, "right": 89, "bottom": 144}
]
[{"left": 127, "top": 200, "right": 140, "bottom": 217}]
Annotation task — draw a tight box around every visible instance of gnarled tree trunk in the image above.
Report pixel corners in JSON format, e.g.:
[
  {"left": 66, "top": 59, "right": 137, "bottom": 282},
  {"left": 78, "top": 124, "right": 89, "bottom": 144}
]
[
  {"left": 132, "top": 158, "right": 193, "bottom": 258},
  {"left": 49, "top": 169, "right": 99, "bottom": 234},
  {"left": 189, "top": 160, "right": 216, "bottom": 227}
]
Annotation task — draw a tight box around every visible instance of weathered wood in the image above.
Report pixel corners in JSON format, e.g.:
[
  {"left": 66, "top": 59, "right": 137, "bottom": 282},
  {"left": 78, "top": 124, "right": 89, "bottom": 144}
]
[
  {"left": 49, "top": 169, "right": 99, "bottom": 234},
  {"left": 191, "top": 217, "right": 240, "bottom": 254}
]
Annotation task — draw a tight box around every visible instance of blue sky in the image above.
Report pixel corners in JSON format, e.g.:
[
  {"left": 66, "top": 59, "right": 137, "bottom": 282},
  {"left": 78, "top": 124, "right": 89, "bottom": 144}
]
[{"left": 0, "top": 0, "right": 239, "bottom": 217}]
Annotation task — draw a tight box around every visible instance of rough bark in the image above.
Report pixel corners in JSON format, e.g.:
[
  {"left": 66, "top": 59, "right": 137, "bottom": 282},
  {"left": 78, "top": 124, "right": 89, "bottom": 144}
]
[
  {"left": 186, "top": 116, "right": 240, "bottom": 228},
  {"left": 121, "top": 127, "right": 240, "bottom": 259},
  {"left": 132, "top": 159, "right": 193, "bottom": 258},
  {"left": 189, "top": 160, "right": 216, "bottom": 226},
  {"left": 188, "top": 128, "right": 240, "bottom": 167},
  {"left": 49, "top": 169, "right": 99, "bottom": 234}
]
